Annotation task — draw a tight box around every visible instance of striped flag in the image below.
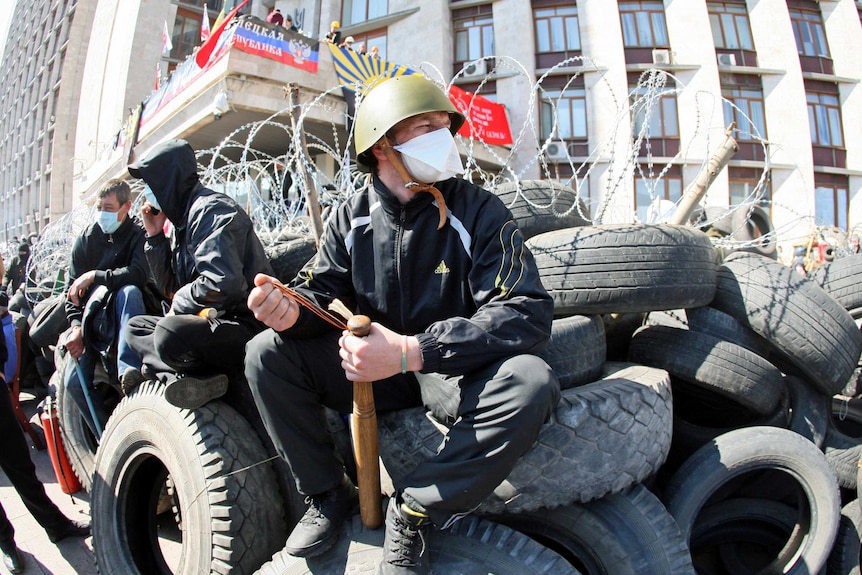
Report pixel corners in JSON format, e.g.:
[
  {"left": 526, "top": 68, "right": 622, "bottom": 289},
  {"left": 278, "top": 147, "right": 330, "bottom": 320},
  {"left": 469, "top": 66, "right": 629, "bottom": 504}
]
[
  {"left": 162, "top": 20, "right": 173, "bottom": 55},
  {"left": 201, "top": 4, "right": 210, "bottom": 42},
  {"left": 328, "top": 43, "right": 413, "bottom": 93}
]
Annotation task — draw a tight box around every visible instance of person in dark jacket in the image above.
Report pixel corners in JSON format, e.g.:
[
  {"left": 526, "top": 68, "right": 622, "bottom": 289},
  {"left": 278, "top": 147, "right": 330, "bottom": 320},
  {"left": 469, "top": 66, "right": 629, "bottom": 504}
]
[
  {"left": 1, "top": 292, "right": 91, "bottom": 574},
  {"left": 61, "top": 178, "right": 149, "bottom": 435},
  {"left": 2, "top": 243, "right": 30, "bottom": 296},
  {"left": 244, "top": 74, "right": 560, "bottom": 575},
  {"left": 124, "top": 139, "right": 272, "bottom": 409}
]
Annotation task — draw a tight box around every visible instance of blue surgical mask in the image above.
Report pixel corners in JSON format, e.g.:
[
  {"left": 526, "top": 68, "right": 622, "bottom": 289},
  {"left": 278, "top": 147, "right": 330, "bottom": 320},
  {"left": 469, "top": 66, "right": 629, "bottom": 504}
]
[
  {"left": 97, "top": 211, "right": 121, "bottom": 234},
  {"left": 143, "top": 185, "right": 161, "bottom": 211}
]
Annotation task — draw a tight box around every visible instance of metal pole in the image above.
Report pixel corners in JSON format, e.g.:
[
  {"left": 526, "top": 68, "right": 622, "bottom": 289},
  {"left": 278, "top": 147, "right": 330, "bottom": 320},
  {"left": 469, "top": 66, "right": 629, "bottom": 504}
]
[{"left": 668, "top": 123, "right": 738, "bottom": 226}]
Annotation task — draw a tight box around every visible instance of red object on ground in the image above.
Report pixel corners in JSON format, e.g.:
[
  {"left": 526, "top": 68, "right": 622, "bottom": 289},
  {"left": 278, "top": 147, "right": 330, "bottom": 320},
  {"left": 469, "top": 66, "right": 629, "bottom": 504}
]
[{"left": 40, "top": 401, "right": 81, "bottom": 494}]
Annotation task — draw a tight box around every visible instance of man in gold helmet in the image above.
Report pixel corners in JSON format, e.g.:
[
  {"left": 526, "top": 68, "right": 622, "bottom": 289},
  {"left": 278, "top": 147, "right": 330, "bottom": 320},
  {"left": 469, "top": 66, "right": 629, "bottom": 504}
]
[
  {"left": 245, "top": 74, "right": 559, "bottom": 574},
  {"left": 325, "top": 20, "right": 341, "bottom": 45}
]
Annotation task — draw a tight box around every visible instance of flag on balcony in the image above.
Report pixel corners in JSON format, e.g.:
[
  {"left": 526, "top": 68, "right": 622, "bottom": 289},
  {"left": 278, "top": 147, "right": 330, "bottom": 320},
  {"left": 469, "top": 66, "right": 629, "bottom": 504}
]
[
  {"left": 447, "top": 84, "right": 513, "bottom": 146},
  {"left": 162, "top": 21, "right": 173, "bottom": 55},
  {"left": 195, "top": 0, "right": 249, "bottom": 68},
  {"left": 201, "top": 4, "right": 210, "bottom": 42},
  {"left": 329, "top": 44, "right": 413, "bottom": 93},
  {"left": 154, "top": 62, "right": 160, "bottom": 90}
]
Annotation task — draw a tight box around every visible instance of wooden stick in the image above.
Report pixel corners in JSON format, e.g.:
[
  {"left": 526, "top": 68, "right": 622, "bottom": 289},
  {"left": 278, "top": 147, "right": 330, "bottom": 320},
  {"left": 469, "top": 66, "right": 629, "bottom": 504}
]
[{"left": 346, "top": 315, "right": 383, "bottom": 528}]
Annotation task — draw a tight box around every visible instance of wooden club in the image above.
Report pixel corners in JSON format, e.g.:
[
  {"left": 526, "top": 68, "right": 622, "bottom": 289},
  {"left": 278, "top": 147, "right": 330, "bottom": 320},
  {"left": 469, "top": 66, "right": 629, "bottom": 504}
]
[{"left": 345, "top": 314, "right": 383, "bottom": 528}]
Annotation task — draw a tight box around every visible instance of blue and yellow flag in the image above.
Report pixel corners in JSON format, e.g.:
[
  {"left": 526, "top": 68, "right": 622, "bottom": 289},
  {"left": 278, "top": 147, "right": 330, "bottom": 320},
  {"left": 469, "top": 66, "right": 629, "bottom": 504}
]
[{"left": 328, "top": 44, "right": 414, "bottom": 93}]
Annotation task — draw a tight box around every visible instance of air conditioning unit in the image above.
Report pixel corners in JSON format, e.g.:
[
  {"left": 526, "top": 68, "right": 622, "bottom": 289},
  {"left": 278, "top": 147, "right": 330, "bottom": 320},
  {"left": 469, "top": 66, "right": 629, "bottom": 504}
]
[
  {"left": 652, "top": 49, "right": 671, "bottom": 65},
  {"left": 717, "top": 53, "right": 737, "bottom": 67},
  {"left": 545, "top": 141, "right": 569, "bottom": 162},
  {"left": 462, "top": 59, "right": 487, "bottom": 79}
]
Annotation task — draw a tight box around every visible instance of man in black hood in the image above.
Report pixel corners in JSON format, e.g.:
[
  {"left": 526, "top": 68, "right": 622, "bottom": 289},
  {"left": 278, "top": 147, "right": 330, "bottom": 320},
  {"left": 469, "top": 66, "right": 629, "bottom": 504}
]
[
  {"left": 124, "top": 139, "right": 272, "bottom": 408},
  {"left": 2, "top": 243, "right": 30, "bottom": 295}
]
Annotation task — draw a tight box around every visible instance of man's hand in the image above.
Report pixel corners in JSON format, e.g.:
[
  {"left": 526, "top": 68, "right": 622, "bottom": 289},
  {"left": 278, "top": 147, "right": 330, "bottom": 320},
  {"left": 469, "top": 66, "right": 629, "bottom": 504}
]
[
  {"left": 339, "top": 323, "right": 419, "bottom": 382},
  {"left": 247, "top": 274, "right": 299, "bottom": 332},
  {"left": 62, "top": 326, "right": 85, "bottom": 359},
  {"left": 67, "top": 270, "right": 96, "bottom": 306},
  {"left": 141, "top": 203, "right": 167, "bottom": 237}
]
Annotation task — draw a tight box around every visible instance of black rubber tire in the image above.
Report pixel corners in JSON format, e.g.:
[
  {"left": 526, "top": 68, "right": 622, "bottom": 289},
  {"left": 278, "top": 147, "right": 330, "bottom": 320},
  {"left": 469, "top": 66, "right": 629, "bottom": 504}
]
[
  {"left": 379, "top": 362, "right": 673, "bottom": 513},
  {"left": 489, "top": 483, "right": 695, "bottom": 575},
  {"left": 730, "top": 205, "right": 778, "bottom": 260},
  {"left": 526, "top": 224, "right": 717, "bottom": 315},
  {"left": 28, "top": 293, "right": 69, "bottom": 349},
  {"left": 785, "top": 375, "right": 829, "bottom": 449},
  {"left": 826, "top": 499, "right": 862, "bottom": 575},
  {"left": 264, "top": 235, "right": 318, "bottom": 283},
  {"left": 667, "top": 382, "right": 789, "bottom": 469},
  {"left": 823, "top": 396, "right": 862, "bottom": 491},
  {"left": 663, "top": 426, "right": 842, "bottom": 575},
  {"left": 539, "top": 314, "right": 606, "bottom": 389},
  {"left": 689, "top": 498, "right": 798, "bottom": 574},
  {"left": 493, "top": 180, "right": 590, "bottom": 240},
  {"left": 255, "top": 509, "right": 579, "bottom": 574},
  {"left": 711, "top": 251, "right": 862, "bottom": 396},
  {"left": 91, "top": 380, "right": 286, "bottom": 575},
  {"left": 628, "top": 325, "right": 783, "bottom": 416},
  {"left": 809, "top": 253, "right": 862, "bottom": 312},
  {"left": 646, "top": 305, "right": 770, "bottom": 357}
]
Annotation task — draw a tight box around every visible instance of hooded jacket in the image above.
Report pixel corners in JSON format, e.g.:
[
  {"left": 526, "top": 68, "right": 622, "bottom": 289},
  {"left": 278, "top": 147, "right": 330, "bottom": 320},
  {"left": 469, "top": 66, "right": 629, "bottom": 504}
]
[
  {"left": 287, "top": 175, "right": 553, "bottom": 376},
  {"left": 64, "top": 214, "right": 148, "bottom": 328},
  {"left": 129, "top": 139, "right": 272, "bottom": 317}
]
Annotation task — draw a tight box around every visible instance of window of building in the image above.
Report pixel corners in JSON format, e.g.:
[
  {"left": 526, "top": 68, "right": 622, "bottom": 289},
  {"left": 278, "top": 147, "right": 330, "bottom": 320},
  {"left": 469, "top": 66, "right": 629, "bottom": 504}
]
[
  {"left": 541, "top": 85, "right": 587, "bottom": 140},
  {"left": 170, "top": 8, "right": 202, "bottom": 63},
  {"left": 723, "top": 87, "right": 766, "bottom": 141},
  {"left": 619, "top": 1, "right": 669, "bottom": 48},
  {"left": 343, "top": 0, "right": 388, "bottom": 26},
  {"left": 728, "top": 168, "right": 770, "bottom": 209},
  {"left": 534, "top": 4, "right": 579, "bottom": 53},
  {"left": 707, "top": 1, "right": 753, "bottom": 50},
  {"left": 350, "top": 29, "right": 388, "bottom": 60},
  {"left": 454, "top": 6, "right": 494, "bottom": 65},
  {"left": 789, "top": 7, "right": 829, "bottom": 58},
  {"left": 807, "top": 91, "right": 843, "bottom": 148},
  {"left": 815, "top": 181, "right": 849, "bottom": 229},
  {"left": 634, "top": 165, "right": 682, "bottom": 223},
  {"left": 630, "top": 83, "right": 679, "bottom": 139}
]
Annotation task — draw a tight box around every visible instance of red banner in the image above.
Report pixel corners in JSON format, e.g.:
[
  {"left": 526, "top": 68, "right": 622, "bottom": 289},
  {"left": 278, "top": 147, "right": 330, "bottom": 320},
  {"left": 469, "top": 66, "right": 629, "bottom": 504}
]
[{"left": 448, "top": 85, "right": 513, "bottom": 146}]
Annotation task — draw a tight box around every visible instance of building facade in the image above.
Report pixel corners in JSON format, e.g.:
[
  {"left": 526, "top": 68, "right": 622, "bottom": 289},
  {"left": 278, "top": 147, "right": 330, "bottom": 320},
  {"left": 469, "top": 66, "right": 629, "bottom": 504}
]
[{"left": 1, "top": 0, "right": 860, "bottom": 250}]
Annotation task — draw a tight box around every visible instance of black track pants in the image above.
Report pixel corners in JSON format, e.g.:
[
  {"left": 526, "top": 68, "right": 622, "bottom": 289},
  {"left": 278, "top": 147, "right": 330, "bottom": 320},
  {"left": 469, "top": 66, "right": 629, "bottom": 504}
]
[{"left": 245, "top": 328, "right": 559, "bottom": 526}]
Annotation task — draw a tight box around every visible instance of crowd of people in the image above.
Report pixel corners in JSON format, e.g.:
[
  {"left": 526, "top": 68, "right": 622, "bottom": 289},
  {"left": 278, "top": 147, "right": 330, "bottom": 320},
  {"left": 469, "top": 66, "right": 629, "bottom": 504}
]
[{"left": 0, "top": 72, "right": 558, "bottom": 574}]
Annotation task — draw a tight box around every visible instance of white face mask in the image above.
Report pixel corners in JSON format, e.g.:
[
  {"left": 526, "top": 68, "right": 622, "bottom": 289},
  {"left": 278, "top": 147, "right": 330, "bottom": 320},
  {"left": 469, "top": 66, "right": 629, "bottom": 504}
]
[
  {"left": 143, "top": 185, "right": 161, "bottom": 211},
  {"left": 393, "top": 128, "right": 464, "bottom": 184},
  {"left": 97, "top": 210, "right": 121, "bottom": 234}
]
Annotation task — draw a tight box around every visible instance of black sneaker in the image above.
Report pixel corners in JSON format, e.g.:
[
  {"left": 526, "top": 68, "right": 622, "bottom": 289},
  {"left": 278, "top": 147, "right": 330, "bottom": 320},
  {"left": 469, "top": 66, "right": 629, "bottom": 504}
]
[
  {"left": 378, "top": 496, "right": 431, "bottom": 575},
  {"left": 283, "top": 475, "right": 358, "bottom": 558},
  {"left": 0, "top": 539, "right": 23, "bottom": 574},
  {"left": 164, "top": 374, "right": 229, "bottom": 409},
  {"left": 121, "top": 367, "right": 148, "bottom": 395},
  {"left": 46, "top": 518, "right": 91, "bottom": 543}
]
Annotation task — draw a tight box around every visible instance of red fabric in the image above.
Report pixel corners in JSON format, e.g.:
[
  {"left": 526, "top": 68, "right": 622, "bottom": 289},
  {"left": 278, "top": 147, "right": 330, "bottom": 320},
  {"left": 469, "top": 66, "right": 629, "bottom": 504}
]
[
  {"left": 195, "top": 0, "right": 249, "bottom": 68},
  {"left": 448, "top": 85, "right": 513, "bottom": 146}
]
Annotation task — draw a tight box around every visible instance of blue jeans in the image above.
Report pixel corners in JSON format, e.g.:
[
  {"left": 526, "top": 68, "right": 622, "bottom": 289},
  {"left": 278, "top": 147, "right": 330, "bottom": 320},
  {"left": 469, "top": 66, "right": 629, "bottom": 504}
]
[{"left": 64, "top": 285, "right": 146, "bottom": 437}]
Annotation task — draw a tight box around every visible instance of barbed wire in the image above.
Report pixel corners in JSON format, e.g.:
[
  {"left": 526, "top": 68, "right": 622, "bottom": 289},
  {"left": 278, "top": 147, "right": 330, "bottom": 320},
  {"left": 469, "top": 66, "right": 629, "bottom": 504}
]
[{"left": 21, "top": 59, "right": 852, "bottom": 305}]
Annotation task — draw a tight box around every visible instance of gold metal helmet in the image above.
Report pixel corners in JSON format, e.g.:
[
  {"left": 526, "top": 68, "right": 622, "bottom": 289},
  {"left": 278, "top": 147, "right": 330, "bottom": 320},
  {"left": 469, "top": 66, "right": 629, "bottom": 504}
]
[{"left": 353, "top": 74, "right": 465, "bottom": 171}]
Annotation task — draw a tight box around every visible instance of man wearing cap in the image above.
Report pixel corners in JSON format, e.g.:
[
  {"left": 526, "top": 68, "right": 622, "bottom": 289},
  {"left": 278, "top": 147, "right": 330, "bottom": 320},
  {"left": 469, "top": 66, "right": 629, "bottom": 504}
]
[
  {"left": 124, "top": 139, "right": 272, "bottom": 409},
  {"left": 61, "top": 178, "right": 149, "bottom": 435},
  {"left": 244, "top": 74, "right": 559, "bottom": 574}
]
